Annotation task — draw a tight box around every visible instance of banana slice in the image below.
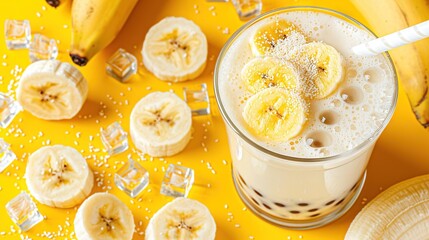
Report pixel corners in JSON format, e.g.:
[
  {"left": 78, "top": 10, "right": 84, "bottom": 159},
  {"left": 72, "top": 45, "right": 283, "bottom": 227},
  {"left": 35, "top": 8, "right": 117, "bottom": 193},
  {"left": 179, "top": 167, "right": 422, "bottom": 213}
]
[
  {"left": 243, "top": 87, "right": 307, "bottom": 141},
  {"left": 145, "top": 197, "right": 216, "bottom": 240},
  {"left": 345, "top": 175, "right": 429, "bottom": 240},
  {"left": 250, "top": 18, "right": 307, "bottom": 56},
  {"left": 241, "top": 57, "right": 300, "bottom": 94},
  {"left": 292, "top": 42, "right": 344, "bottom": 99},
  {"left": 142, "top": 17, "right": 207, "bottom": 82},
  {"left": 130, "top": 92, "right": 192, "bottom": 157},
  {"left": 74, "top": 192, "right": 135, "bottom": 240},
  {"left": 25, "top": 145, "right": 93, "bottom": 208},
  {"left": 16, "top": 60, "right": 88, "bottom": 120}
]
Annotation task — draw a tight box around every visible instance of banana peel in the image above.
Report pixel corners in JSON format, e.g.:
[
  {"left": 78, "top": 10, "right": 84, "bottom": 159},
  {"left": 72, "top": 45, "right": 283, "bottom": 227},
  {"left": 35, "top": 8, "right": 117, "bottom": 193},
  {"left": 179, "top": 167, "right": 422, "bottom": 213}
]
[{"left": 350, "top": 0, "right": 429, "bottom": 127}]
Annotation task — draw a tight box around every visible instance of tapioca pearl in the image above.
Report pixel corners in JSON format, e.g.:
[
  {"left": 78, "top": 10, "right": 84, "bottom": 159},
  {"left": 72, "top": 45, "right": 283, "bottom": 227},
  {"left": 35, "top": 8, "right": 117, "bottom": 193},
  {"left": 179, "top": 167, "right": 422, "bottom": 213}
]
[
  {"left": 325, "top": 200, "right": 336, "bottom": 206},
  {"left": 253, "top": 189, "right": 263, "bottom": 197},
  {"left": 364, "top": 68, "right": 383, "bottom": 83},
  {"left": 297, "top": 203, "right": 309, "bottom": 207},
  {"left": 250, "top": 197, "right": 260, "bottom": 206},
  {"left": 305, "top": 131, "right": 333, "bottom": 148},
  {"left": 308, "top": 208, "right": 319, "bottom": 212},
  {"left": 319, "top": 110, "right": 339, "bottom": 125},
  {"left": 350, "top": 182, "right": 359, "bottom": 192},
  {"left": 238, "top": 174, "right": 247, "bottom": 186},
  {"left": 309, "top": 213, "right": 321, "bottom": 217},
  {"left": 274, "top": 202, "right": 286, "bottom": 208},
  {"left": 340, "top": 86, "right": 364, "bottom": 105},
  {"left": 290, "top": 210, "right": 301, "bottom": 214},
  {"left": 335, "top": 197, "right": 346, "bottom": 206},
  {"left": 262, "top": 203, "right": 272, "bottom": 210}
]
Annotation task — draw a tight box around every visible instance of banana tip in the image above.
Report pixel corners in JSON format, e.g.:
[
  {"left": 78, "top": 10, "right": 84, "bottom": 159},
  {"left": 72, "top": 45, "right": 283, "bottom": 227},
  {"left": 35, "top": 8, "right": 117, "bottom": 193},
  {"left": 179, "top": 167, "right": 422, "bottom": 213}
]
[
  {"left": 70, "top": 54, "right": 88, "bottom": 67},
  {"left": 46, "top": 0, "right": 60, "bottom": 8}
]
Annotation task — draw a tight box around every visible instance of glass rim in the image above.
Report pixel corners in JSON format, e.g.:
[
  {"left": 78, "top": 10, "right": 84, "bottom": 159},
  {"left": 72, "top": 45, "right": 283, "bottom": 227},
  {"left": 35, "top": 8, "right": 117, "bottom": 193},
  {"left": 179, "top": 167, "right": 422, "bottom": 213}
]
[{"left": 214, "top": 6, "right": 398, "bottom": 163}]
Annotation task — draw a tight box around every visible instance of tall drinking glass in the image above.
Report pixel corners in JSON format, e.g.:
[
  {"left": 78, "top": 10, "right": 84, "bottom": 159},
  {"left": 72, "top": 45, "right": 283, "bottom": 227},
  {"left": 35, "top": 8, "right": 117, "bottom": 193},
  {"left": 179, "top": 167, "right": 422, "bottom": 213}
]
[{"left": 214, "top": 6, "right": 398, "bottom": 229}]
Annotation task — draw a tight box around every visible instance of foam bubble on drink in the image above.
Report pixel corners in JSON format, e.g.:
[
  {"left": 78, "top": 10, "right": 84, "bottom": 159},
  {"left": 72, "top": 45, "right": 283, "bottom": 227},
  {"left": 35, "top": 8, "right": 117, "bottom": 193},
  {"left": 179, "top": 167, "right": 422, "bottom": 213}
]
[{"left": 218, "top": 11, "right": 395, "bottom": 158}]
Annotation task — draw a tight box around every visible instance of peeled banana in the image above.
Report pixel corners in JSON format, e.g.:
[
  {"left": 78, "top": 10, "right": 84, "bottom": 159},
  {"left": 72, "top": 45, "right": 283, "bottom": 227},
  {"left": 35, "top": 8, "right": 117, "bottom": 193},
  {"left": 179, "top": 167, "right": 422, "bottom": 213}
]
[
  {"left": 25, "top": 145, "right": 93, "bottom": 208},
  {"left": 145, "top": 197, "right": 216, "bottom": 240},
  {"left": 70, "top": 0, "right": 139, "bottom": 66},
  {"left": 345, "top": 175, "right": 429, "bottom": 239},
  {"left": 74, "top": 192, "right": 135, "bottom": 240},
  {"left": 350, "top": 0, "right": 429, "bottom": 127},
  {"left": 16, "top": 60, "right": 88, "bottom": 120},
  {"left": 130, "top": 91, "right": 192, "bottom": 157},
  {"left": 142, "top": 17, "right": 208, "bottom": 82},
  {"left": 242, "top": 87, "right": 307, "bottom": 141}
]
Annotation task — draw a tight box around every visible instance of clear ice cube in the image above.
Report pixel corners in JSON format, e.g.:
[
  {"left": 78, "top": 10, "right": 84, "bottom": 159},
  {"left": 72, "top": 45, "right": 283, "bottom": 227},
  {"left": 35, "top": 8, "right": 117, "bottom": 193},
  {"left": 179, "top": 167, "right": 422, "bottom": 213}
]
[
  {"left": 106, "top": 48, "right": 137, "bottom": 82},
  {"left": 100, "top": 121, "right": 128, "bottom": 155},
  {"left": 5, "top": 192, "right": 43, "bottom": 232},
  {"left": 114, "top": 158, "right": 149, "bottom": 198},
  {"left": 183, "top": 83, "right": 210, "bottom": 116},
  {"left": 29, "top": 34, "right": 58, "bottom": 62},
  {"left": 160, "top": 164, "right": 194, "bottom": 198},
  {"left": 0, "top": 139, "right": 16, "bottom": 173},
  {"left": 231, "top": 0, "right": 262, "bottom": 20},
  {"left": 4, "top": 19, "right": 31, "bottom": 50},
  {"left": 0, "top": 92, "right": 22, "bottom": 128}
]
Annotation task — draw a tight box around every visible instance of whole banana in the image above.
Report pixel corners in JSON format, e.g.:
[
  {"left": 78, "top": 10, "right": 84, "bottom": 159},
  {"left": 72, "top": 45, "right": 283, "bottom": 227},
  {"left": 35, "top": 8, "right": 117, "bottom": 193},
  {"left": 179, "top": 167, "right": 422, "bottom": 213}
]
[
  {"left": 70, "top": 0, "right": 139, "bottom": 66},
  {"left": 350, "top": 0, "right": 429, "bottom": 127}
]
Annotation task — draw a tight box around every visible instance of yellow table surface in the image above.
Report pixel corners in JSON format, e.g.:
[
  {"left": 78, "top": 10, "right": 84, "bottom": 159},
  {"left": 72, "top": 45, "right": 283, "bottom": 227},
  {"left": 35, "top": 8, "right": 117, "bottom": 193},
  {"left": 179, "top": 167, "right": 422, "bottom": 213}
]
[{"left": 1, "top": 0, "right": 429, "bottom": 239}]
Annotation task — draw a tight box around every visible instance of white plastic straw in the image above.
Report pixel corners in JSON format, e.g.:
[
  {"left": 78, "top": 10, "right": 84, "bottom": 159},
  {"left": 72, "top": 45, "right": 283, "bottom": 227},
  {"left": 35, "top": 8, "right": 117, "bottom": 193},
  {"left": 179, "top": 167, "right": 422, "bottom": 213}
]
[{"left": 352, "top": 20, "right": 429, "bottom": 56}]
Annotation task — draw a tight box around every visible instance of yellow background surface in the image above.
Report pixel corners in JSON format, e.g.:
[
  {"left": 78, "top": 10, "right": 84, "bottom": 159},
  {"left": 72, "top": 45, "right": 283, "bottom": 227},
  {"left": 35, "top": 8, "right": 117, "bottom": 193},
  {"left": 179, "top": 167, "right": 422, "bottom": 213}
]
[{"left": 1, "top": 0, "right": 428, "bottom": 239}]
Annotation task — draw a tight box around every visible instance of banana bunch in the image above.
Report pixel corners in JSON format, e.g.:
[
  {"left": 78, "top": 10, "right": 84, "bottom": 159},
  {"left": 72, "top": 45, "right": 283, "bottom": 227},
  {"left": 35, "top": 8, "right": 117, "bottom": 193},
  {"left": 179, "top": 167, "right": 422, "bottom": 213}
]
[
  {"left": 350, "top": 0, "right": 429, "bottom": 127},
  {"left": 345, "top": 175, "right": 429, "bottom": 239},
  {"left": 69, "top": 0, "right": 139, "bottom": 66},
  {"left": 242, "top": 20, "right": 344, "bottom": 140}
]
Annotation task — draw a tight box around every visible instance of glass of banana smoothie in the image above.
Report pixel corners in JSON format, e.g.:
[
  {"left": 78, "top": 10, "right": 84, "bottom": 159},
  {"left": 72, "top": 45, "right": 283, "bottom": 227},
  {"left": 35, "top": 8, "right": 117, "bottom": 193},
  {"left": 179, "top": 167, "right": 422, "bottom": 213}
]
[{"left": 214, "top": 7, "right": 397, "bottom": 229}]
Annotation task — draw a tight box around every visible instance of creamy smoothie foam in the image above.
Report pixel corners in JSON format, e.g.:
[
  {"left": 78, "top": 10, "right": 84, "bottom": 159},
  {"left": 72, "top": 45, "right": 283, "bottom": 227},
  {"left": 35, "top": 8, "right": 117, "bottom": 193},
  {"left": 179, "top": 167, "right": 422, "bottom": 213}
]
[
  {"left": 216, "top": 9, "right": 396, "bottom": 226},
  {"left": 219, "top": 11, "right": 394, "bottom": 158}
]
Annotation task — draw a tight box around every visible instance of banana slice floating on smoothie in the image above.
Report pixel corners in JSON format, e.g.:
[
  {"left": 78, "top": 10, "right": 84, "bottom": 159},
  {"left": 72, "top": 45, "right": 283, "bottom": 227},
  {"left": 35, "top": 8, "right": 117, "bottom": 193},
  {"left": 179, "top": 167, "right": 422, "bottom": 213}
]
[
  {"left": 142, "top": 17, "right": 208, "bottom": 82},
  {"left": 25, "top": 145, "right": 93, "bottom": 208},
  {"left": 292, "top": 42, "right": 345, "bottom": 99},
  {"left": 241, "top": 57, "right": 300, "bottom": 93},
  {"left": 74, "top": 193, "right": 135, "bottom": 240},
  {"left": 345, "top": 175, "right": 429, "bottom": 240},
  {"left": 250, "top": 18, "right": 307, "bottom": 56},
  {"left": 243, "top": 88, "right": 307, "bottom": 141},
  {"left": 16, "top": 60, "right": 88, "bottom": 120},
  {"left": 145, "top": 197, "right": 216, "bottom": 240},
  {"left": 130, "top": 92, "right": 192, "bottom": 157}
]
